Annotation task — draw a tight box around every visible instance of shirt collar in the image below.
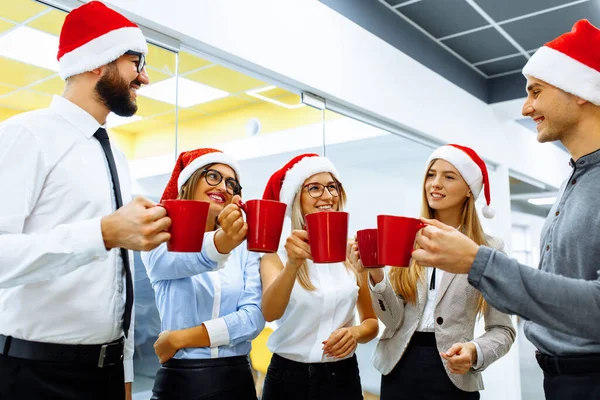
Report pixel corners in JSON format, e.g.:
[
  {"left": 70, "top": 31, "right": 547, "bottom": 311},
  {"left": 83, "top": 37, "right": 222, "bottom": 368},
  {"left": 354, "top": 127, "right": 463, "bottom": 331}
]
[
  {"left": 50, "top": 95, "right": 105, "bottom": 139},
  {"left": 569, "top": 147, "right": 600, "bottom": 170}
]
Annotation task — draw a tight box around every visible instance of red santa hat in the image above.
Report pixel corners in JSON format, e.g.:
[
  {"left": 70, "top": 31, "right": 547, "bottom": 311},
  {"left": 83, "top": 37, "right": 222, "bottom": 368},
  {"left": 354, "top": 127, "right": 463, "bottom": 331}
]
[
  {"left": 161, "top": 148, "right": 241, "bottom": 202},
  {"left": 426, "top": 144, "right": 495, "bottom": 219},
  {"left": 262, "top": 153, "right": 340, "bottom": 215},
  {"left": 522, "top": 19, "right": 600, "bottom": 106},
  {"left": 57, "top": 1, "right": 148, "bottom": 80}
]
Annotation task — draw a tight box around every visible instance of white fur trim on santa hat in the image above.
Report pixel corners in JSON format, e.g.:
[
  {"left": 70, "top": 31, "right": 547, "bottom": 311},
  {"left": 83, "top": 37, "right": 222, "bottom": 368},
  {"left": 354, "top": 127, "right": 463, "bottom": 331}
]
[
  {"left": 427, "top": 145, "right": 483, "bottom": 199},
  {"left": 177, "top": 152, "right": 241, "bottom": 191},
  {"left": 59, "top": 27, "right": 148, "bottom": 80},
  {"left": 279, "top": 156, "right": 339, "bottom": 214},
  {"left": 523, "top": 46, "right": 600, "bottom": 106}
]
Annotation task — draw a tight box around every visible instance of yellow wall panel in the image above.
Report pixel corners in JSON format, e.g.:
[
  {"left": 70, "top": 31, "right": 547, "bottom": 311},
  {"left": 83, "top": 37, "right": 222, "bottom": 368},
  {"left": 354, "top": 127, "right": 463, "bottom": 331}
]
[
  {"left": 0, "top": 107, "right": 25, "bottom": 122},
  {"left": 109, "top": 130, "right": 136, "bottom": 159},
  {"left": 27, "top": 9, "right": 66, "bottom": 36},
  {"left": 185, "top": 65, "right": 266, "bottom": 93},
  {"left": 29, "top": 75, "right": 63, "bottom": 95},
  {"left": 146, "top": 68, "right": 171, "bottom": 84},
  {"left": 0, "top": 0, "right": 47, "bottom": 23},
  {"left": 131, "top": 100, "right": 324, "bottom": 159},
  {"left": 179, "top": 51, "right": 212, "bottom": 74},
  {"left": 0, "top": 89, "right": 52, "bottom": 110},
  {"left": 147, "top": 44, "right": 176, "bottom": 76},
  {"left": 0, "top": 19, "right": 15, "bottom": 33},
  {"left": 189, "top": 96, "right": 251, "bottom": 115},
  {"left": 0, "top": 83, "right": 17, "bottom": 96},
  {"left": 136, "top": 96, "right": 175, "bottom": 117},
  {"left": 0, "top": 57, "right": 55, "bottom": 87}
]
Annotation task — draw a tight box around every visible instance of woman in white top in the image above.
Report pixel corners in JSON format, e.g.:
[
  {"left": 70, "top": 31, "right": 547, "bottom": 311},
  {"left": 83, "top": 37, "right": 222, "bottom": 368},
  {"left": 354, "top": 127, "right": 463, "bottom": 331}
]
[
  {"left": 260, "top": 153, "right": 378, "bottom": 400},
  {"left": 348, "top": 144, "right": 515, "bottom": 399}
]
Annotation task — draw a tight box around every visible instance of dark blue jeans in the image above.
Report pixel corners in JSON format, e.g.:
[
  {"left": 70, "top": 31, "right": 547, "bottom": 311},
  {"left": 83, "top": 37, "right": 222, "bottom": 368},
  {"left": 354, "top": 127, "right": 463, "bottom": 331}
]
[{"left": 262, "top": 353, "right": 363, "bottom": 400}]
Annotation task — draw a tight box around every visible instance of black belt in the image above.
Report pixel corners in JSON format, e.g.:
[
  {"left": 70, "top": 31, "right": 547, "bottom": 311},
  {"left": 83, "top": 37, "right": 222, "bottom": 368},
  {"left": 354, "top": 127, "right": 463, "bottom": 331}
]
[
  {"left": 535, "top": 351, "right": 600, "bottom": 375},
  {"left": 0, "top": 334, "right": 124, "bottom": 368}
]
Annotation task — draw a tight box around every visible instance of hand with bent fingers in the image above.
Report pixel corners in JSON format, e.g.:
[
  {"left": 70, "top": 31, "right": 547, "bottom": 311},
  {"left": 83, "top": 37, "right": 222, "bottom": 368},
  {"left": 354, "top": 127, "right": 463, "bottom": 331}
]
[
  {"left": 346, "top": 238, "right": 367, "bottom": 274},
  {"left": 154, "top": 330, "right": 178, "bottom": 364},
  {"left": 101, "top": 196, "right": 171, "bottom": 251},
  {"left": 218, "top": 195, "right": 248, "bottom": 243},
  {"left": 285, "top": 230, "right": 312, "bottom": 270},
  {"left": 440, "top": 342, "right": 478, "bottom": 375},
  {"left": 322, "top": 327, "right": 359, "bottom": 359},
  {"left": 412, "top": 218, "right": 479, "bottom": 274}
]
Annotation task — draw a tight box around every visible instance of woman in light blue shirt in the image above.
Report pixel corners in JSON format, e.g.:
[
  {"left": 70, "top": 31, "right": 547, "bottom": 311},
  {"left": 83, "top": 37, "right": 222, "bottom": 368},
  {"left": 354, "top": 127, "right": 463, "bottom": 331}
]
[{"left": 141, "top": 148, "right": 265, "bottom": 400}]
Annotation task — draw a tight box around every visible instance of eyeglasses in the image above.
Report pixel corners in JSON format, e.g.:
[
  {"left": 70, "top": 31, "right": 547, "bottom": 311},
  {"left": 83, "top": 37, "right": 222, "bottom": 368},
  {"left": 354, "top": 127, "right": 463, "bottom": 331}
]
[
  {"left": 202, "top": 169, "right": 242, "bottom": 195},
  {"left": 303, "top": 182, "right": 341, "bottom": 198},
  {"left": 124, "top": 50, "right": 146, "bottom": 73}
]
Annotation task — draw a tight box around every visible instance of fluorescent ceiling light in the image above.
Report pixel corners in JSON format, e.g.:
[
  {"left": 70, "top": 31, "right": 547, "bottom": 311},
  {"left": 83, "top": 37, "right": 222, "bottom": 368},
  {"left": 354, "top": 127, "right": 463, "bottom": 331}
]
[
  {"left": 0, "top": 26, "right": 59, "bottom": 71},
  {"left": 138, "top": 77, "right": 228, "bottom": 107},
  {"left": 107, "top": 113, "right": 142, "bottom": 128},
  {"left": 246, "top": 85, "right": 305, "bottom": 109},
  {"left": 527, "top": 197, "right": 556, "bottom": 206}
]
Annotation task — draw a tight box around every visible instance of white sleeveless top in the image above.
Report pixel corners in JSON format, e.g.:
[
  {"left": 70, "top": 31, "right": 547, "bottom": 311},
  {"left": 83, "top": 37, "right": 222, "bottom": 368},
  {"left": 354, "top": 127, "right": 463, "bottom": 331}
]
[{"left": 267, "top": 248, "right": 359, "bottom": 363}]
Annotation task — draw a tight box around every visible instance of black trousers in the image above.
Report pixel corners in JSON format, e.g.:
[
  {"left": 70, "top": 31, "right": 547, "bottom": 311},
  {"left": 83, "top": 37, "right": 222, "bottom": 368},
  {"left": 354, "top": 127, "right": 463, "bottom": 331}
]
[
  {"left": 262, "top": 353, "right": 363, "bottom": 400},
  {"left": 537, "top": 352, "right": 600, "bottom": 400},
  {"left": 0, "top": 353, "right": 125, "bottom": 400},
  {"left": 151, "top": 355, "right": 257, "bottom": 400},
  {"left": 543, "top": 371, "right": 600, "bottom": 399},
  {"left": 381, "top": 332, "right": 479, "bottom": 400}
]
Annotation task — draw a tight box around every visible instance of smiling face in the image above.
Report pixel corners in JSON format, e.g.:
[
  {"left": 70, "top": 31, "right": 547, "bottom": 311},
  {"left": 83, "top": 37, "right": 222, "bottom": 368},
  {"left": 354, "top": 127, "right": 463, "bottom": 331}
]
[
  {"left": 424, "top": 159, "right": 471, "bottom": 216},
  {"left": 191, "top": 163, "right": 237, "bottom": 217},
  {"left": 521, "top": 76, "right": 582, "bottom": 144},
  {"left": 300, "top": 172, "right": 341, "bottom": 216},
  {"left": 94, "top": 53, "right": 149, "bottom": 117}
]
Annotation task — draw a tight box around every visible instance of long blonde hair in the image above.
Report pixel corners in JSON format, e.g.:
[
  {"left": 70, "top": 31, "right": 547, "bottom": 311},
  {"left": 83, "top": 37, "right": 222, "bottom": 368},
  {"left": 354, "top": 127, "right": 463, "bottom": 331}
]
[
  {"left": 289, "top": 177, "right": 358, "bottom": 291},
  {"left": 389, "top": 159, "right": 489, "bottom": 315}
]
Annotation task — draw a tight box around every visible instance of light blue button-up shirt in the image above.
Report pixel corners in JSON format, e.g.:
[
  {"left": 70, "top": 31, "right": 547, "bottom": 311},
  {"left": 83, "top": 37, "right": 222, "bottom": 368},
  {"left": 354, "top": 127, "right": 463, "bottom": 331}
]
[{"left": 141, "top": 231, "right": 264, "bottom": 359}]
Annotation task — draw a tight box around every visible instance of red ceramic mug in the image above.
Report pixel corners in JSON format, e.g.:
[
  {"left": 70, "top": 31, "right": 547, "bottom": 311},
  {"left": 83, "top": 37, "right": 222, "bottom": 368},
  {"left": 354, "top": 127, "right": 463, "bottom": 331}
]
[
  {"left": 305, "top": 211, "right": 349, "bottom": 263},
  {"left": 377, "top": 215, "right": 426, "bottom": 267},
  {"left": 356, "top": 228, "right": 381, "bottom": 268},
  {"left": 160, "top": 199, "right": 210, "bottom": 252},
  {"left": 239, "top": 199, "right": 287, "bottom": 253}
]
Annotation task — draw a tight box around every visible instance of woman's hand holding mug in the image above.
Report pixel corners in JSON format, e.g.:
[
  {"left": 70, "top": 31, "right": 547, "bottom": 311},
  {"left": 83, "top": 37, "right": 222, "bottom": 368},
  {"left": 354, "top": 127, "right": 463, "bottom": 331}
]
[{"left": 285, "top": 230, "right": 312, "bottom": 270}]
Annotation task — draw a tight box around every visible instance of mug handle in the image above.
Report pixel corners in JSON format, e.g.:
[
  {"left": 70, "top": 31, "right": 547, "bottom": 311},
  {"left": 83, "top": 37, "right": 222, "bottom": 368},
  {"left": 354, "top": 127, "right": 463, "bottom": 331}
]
[{"left": 237, "top": 199, "right": 247, "bottom": 214}]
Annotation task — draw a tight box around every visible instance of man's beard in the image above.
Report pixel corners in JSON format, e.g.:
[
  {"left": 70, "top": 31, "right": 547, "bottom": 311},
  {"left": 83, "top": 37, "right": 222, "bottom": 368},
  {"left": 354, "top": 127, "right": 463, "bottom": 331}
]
[{"left": 95, "top": 64, "right": 139, "bottom": 117}]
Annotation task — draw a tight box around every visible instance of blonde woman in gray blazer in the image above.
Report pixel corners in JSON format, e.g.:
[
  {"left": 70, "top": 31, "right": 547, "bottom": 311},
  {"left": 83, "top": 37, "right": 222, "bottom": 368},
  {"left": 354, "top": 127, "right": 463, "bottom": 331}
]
[{"left": 348, "top": 145, "right": 515, "bottom": 399}]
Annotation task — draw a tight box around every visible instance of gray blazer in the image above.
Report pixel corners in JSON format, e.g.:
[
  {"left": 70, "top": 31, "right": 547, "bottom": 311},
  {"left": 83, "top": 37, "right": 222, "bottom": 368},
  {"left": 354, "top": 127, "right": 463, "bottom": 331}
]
[{"left": 370, "top": 236, "right": 516, "bottom": 392}]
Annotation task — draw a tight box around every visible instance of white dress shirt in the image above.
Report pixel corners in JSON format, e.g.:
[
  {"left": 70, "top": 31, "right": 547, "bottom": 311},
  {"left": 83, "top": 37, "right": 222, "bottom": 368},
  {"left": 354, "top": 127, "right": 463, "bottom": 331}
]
[
  {"left": 0, "top": 96, "right": 134, "bottom": 381},
  {"left": 267, "top": 249, "right": 359, "bottom": 363}
]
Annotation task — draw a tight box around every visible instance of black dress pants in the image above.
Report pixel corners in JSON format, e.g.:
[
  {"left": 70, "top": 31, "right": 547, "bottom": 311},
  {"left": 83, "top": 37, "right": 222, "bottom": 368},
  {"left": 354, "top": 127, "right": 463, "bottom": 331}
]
[
  {"left": 262, "top": 353, "right": 363, "bottom": 400},
  {"left": 380, "top": 332, "right": 480, "bottom": 400},
  {"left": 151, "top": 355, "right": 257, "bottom": 400},
  {"left": 0, "top": 353, "right": 125, "bottom": 400}
]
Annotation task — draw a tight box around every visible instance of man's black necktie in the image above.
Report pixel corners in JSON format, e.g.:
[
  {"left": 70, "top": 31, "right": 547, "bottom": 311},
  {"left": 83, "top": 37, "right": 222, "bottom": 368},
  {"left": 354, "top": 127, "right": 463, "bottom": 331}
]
[{"left": 94, "top": 127, "right": 133, "bottom": 338}]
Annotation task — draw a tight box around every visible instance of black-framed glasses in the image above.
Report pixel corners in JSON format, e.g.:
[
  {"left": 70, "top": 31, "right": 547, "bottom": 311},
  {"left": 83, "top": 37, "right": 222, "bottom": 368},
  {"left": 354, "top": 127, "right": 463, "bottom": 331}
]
[
  {"left": 125, "top": 50, "right": 146, "bottom": 73},
  {"left": 202, "top": 169, "right": 242, "bottom": 195},
  {"left": 303, "top": 182, "right": 341, "bottom": 198}
]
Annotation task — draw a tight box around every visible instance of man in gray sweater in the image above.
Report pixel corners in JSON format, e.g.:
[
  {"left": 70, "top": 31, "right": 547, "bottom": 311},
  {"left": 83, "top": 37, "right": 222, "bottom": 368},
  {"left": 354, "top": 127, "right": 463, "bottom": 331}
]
[{"left": 412, "top": 19, "right": 600, "bottom": 400}]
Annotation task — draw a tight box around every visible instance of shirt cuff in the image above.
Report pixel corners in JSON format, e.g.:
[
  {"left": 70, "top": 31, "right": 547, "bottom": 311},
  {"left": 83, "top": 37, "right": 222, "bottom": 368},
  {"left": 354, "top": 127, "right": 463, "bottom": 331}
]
[
  {"left": 203, "top": 318, "right": 230, "bottom": 348},
  {"left": 369, "top": 274, "right": 387, "bottom": 293},
  {"left": 204, "top": 231, "right": 231, "bottom": 263},
  {"left": 123, "top": 359, "right": 134, "bottom": 383},
  {"left": 471, "top": 341, "right": 484, "bottom": 370},
  {"left": 74, "top": 217, "right": 109, "bottom": 264},
  {"left": 467, "top": 246, "right": 494, "bottom": 289}
]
